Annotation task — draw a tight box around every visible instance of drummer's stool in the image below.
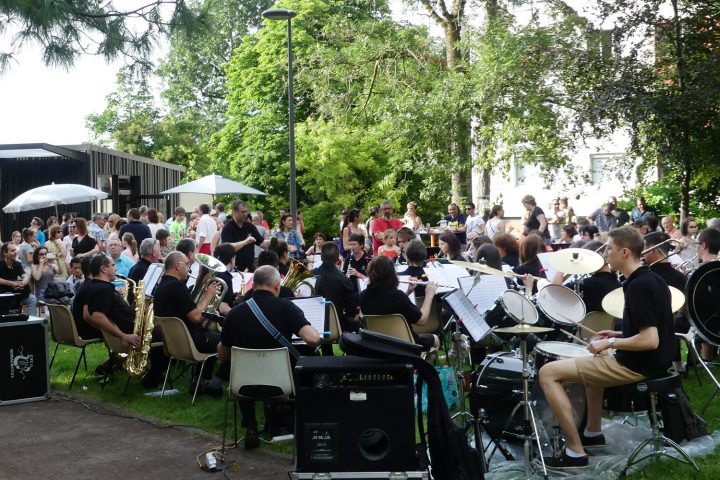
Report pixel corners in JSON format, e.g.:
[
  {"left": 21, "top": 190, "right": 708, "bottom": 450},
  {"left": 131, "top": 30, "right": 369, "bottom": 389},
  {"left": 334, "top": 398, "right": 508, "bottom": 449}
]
[{"left": 619, "top": 373, "right": 699, "bottom": 478}]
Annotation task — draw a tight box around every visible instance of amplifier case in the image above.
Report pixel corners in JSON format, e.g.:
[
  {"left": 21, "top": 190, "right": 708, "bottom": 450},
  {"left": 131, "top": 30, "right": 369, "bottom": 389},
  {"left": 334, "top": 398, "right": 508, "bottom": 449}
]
[
  {"left": 294, "top": 355, "right": 419, "bottom": 474},
  {"left": 0, "top": 319, "right": 50, "bottom": 406}
]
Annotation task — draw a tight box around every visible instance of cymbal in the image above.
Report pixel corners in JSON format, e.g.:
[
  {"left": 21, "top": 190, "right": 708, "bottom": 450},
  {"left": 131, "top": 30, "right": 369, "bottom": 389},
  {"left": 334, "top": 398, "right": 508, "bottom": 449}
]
[
  {"left": 602, "top": 286, "right": 686, "bottom": 319},
  {"left": 549, "top": 248, "right": 605, "bottom": 275},
  {"left": 494, "top": 324, "right": 555, "bottom": 335},
  {"left": 449, "top": 260, "right": 515, "bottom": 279}
]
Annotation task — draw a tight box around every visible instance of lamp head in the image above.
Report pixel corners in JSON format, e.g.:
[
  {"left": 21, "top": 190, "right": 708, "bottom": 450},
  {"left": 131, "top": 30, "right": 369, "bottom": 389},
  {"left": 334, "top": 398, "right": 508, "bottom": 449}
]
[{"left": 262, "top": 8, "right": 296, "bottom": 20}]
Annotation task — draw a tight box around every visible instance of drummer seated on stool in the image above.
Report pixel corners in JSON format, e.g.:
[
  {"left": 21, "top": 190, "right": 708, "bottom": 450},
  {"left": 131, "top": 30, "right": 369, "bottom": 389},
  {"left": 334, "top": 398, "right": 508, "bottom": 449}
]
[{"left": 538, "top": 227, "right": 675, "bottom": 469}]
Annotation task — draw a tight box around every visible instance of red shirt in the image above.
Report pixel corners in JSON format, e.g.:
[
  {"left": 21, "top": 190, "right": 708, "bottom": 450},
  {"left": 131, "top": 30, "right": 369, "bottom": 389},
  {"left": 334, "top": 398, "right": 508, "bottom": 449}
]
[{"left": 371, "top": 216, "right": 404, "bottom": 255}]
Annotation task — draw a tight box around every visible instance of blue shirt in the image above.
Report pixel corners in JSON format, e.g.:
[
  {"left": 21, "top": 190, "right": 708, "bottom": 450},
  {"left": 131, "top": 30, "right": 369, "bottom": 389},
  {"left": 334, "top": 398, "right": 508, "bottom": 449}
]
[
  {"left": 112, "top": 253, "right": 136, "bottom": 277},
  {"left": 274, "top": 229, "right": 303, "bottom": 258}
]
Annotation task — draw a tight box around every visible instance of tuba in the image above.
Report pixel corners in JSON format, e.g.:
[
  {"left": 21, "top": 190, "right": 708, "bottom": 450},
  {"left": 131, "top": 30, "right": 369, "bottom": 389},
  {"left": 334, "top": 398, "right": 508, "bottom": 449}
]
[
  {"left": 125, "top": 276, "right": 155, "bottom": 377},
  {"left": 281, "top": 258, "right": 315, "bottom": 295},
  {"left": 191, "top": 253, "right": 229, "bottom": 317}
]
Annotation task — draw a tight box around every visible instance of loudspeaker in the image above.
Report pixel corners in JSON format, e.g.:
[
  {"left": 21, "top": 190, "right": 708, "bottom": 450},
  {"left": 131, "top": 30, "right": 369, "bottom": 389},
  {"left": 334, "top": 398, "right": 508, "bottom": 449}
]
[
  {"left": 0, "top": 319, "right": 50, "bottom": 406},
  {"left": 294, "top": 355, "right": 418, "bottom": 473}
]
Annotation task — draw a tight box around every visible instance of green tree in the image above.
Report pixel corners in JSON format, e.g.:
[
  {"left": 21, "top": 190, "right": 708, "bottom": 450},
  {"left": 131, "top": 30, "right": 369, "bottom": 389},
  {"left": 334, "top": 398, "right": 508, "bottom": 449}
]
[{"left": 0, "top": 0, "right": 204, "bottom": 73}]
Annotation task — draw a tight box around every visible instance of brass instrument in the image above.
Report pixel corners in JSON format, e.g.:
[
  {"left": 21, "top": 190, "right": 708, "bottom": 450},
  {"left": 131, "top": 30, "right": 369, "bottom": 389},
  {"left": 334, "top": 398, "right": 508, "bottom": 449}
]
[
  {"left": 191, "top": 253, "right": 229, "bottom": 317},
  {"left": 643, "top": 238, "right": 683, "bottom": 265},
  {"left": 115, "top": 274, "right": 131, "bottom": 302},
  {"left": 125, "top": 277, "right": 155, "bottom": 377},
  {"left": 281, "top": 258, "right": 315, "bottom": 295}
]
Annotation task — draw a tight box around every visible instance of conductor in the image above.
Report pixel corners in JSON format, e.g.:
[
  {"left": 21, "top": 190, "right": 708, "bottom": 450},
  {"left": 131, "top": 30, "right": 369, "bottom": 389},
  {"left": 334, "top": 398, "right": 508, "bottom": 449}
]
[{"left": 539, "top": 227, "right": 675, "bottom": 469}]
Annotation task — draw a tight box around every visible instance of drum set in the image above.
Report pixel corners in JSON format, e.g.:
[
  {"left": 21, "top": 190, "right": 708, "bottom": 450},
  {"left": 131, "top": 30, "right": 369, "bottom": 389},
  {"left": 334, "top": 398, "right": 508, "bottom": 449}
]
[{"left": 447, "top": 248, "right": 613, "bottom": 477}]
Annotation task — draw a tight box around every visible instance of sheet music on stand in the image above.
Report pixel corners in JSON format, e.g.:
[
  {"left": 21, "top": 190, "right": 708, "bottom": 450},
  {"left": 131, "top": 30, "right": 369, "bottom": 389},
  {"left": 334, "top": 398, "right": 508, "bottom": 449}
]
[
  {"left": 538, "top": 252, "right": 558, "bottom": 282},
  {"left": 289, "top": 296, "right": 329, "bottom": 341},
  {"left": 424, "top": 262, "right": 466, "bottom": 292},
  {"left": 442, "top": 289, "right": 492, "bottom": 342},
  {"left": 142, "top": 264, "right": 165, "bottom": 298},
  {"left": 458, "top": 275, "right": 507, "bottom": 314}
]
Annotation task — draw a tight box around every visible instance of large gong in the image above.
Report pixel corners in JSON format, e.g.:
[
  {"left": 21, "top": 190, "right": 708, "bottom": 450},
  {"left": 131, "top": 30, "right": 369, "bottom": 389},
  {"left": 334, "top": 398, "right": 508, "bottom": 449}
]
[{"left": 686, "top": 261, "right": 720, "bottom": 346}]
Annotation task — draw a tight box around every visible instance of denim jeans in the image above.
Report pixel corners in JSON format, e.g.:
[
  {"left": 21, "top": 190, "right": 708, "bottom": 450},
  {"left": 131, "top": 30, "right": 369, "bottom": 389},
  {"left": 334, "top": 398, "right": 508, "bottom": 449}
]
[{"left": 22, "top": 294, "right": 37, "bottom": 316}]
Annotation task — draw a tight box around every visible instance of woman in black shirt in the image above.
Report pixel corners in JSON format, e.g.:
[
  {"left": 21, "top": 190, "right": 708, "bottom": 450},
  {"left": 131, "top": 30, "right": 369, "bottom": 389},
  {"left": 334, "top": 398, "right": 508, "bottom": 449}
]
[
  {"left": 71, "top": 217, "right": 99, "bottom": 260},
  {"left": 521, "top": 194, "right": 550, "bottom": 241},
  {"left": 513, "top": 233, "right": 547, "bottom": 294}
]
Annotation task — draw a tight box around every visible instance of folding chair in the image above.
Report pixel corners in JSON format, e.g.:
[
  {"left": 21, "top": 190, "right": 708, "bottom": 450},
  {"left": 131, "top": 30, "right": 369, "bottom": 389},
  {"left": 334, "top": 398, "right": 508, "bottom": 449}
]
[
  {"left": 363, "top": 314, "right": 415, "bottom": 344},
  {"left": 47, "top": 304, "right": 102, "bottom": 390}
]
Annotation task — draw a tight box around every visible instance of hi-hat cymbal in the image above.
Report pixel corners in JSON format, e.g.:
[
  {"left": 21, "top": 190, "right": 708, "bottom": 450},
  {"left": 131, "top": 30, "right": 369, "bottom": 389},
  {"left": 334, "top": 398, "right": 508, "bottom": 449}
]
[
  {"left": 602, "top": 286, "right": 685, "bottom": 319},
  {"left": 449, "top": 260, "right": 515, "bottom": 279},
  {"left": 494, "top": 324, "right": 555, "bottom": 335},
  {"left": 549, "top": 248, "right": 605, "bottom": 275}
]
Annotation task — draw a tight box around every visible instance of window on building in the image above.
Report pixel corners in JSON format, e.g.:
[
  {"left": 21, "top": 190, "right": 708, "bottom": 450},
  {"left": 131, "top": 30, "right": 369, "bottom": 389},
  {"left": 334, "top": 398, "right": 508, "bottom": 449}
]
[
  {"left": 589, "top": 153, "right": 623, "bottom": 185},
  {"left": 588, "top": 28, "right": 614, "bottom": 60},
  {"left": 515, "top": 159, "right": 527, "bottom": 186}
]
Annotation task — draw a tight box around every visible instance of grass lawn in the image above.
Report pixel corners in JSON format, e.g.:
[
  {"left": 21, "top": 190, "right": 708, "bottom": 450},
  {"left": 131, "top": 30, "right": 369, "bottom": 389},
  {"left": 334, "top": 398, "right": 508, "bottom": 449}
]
[{"left": 48, "top": 338, "right": 720, "bottom": 477}]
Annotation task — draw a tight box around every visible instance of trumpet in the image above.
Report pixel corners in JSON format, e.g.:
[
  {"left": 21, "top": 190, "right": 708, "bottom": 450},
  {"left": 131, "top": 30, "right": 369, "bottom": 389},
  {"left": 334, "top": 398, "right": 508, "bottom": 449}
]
[{"left": 643, "top": 238, "right": 684, "bottom": 266}]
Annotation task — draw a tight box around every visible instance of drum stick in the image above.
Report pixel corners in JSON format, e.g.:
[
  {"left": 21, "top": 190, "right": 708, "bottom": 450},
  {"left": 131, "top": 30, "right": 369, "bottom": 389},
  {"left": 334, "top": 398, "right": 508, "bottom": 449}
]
[
  {"left": 560, "top": 329, "right": 589, "bottom": 346},
  {"left": 575, "top": 322, "right": 599, "bottom": 337}
]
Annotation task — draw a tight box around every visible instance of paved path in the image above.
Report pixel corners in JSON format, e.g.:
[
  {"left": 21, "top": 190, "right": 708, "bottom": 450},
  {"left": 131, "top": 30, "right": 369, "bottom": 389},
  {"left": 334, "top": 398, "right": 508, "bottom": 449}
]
[{"left": 0, "top": 393, "right": 293, "bottom": 480}]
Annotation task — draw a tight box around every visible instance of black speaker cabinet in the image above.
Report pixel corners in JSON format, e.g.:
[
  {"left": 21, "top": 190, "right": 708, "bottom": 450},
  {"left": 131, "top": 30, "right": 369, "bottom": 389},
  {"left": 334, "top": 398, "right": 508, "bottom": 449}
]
[
  {"left": 294, "top": 355, "right": 418, "bottom": 473},
  {"left": 0, "top": 319, "right": 50, "bottom": 406}
]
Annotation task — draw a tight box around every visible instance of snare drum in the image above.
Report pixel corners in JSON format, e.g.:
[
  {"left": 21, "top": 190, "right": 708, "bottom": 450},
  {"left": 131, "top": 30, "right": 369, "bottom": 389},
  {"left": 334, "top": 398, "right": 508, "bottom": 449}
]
[
  {"left": 533, "top": 341, "right": 593, "bottom": 371},
  {"left": 500, "top": 290, "right": 539, "bottom": 324},
  {"left": 535, "top": 285, "right": 586, "bottom": 328}
]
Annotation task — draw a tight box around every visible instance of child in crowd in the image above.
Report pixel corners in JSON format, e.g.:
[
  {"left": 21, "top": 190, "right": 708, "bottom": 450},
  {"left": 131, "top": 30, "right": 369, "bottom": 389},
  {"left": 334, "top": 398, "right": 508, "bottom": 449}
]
[
  {"left": 378, "top": 228, "right": 400, "bottom": 260},
  {"left": 304, "top": 232, "right": 326, "bottom": 258},
  {"left": 169, "top": 206, "right": 187, "bottom": 242},
  {"left": 66, "top": 257, "right": 84, "bottom": 295}
]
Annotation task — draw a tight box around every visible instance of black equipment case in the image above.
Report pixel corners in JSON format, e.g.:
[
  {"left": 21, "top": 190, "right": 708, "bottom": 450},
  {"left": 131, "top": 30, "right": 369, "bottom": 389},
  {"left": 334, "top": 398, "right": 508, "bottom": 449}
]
[{"left": 0, "top": 318, "right": 50, "bottom": 406}]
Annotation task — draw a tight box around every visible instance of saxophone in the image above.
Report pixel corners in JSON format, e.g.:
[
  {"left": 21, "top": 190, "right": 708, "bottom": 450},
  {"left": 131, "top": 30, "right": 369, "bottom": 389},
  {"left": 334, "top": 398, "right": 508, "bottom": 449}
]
[{"left": 125, "top": 277, "right": 155, "bottom": 377}]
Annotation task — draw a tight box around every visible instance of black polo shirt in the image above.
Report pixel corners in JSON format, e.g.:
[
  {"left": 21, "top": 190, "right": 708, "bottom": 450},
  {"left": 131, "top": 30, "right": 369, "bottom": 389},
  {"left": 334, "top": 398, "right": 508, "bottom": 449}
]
[
  {"left": 313, "top": 263, "right": 358, "bottom": 320},
  {"left": 360, "top": 286, "right": 421, "bottom": 324},
  {"left": 0, "top": 260, "right": 25, "bottom": 293},
  {"left": 243, "top": 285, "right": 294, "bottom": 301},
  {"left": 342, "top": 251, "right": 371, "bottom": 277},
  {"left": 221, "top": 290, "right": 310, "bottom": 352},
  {"left": 119, "top": 221, "right": 152, "bottom": 245},
  {"left": 85, "top": 279, "right": 134, "bottom": 334},
  {"left": 567, "top": 271, "right": 621, "bottom": 313},
  {"left": 650, "top": 262, "right": 687, "bottom": 292},
  {"left": 71, "top": 279, "right": 101, "bottom": 339},
  {"left": 615, "top": 266, "right": 675, "bottom": 377},
  {"left": 220, "top": 220, "right": 264, "bottom": 272},
  {"left": 154, "top": 275, "right": 199, "bottom": 333},
  {"left": 128, "top": 257, "right": 153, "bottom": 284},
  {"left": 216, "top": 270, "right": 236, "bottom": 307}
]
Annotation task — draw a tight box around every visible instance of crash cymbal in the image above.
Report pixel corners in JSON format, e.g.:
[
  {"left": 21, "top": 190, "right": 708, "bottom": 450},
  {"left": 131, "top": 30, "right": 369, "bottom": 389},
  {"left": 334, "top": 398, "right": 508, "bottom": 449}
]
[
  {"left": 450, "top": 260, "right": 515, "bottom": 279},
  {"left": 494, "top": 324, "right": 555, "bottom": 335},
  {"left": 549, "top": 248, "right": 605, "bottom": 275},
  {"left": 602, "top": 286, "right": 685, "bottom": 319}
]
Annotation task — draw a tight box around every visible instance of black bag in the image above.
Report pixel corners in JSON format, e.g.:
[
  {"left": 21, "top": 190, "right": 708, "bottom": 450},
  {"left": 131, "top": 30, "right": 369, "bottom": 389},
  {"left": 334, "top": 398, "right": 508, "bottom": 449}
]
[
  {"left": 340, "top": 331, "right": 485, "bottom": 480},
  {"left": 658, "top": 387, "right": 709, "bottom": 444},
  {"left": 44, "top": 282, "right": 74, "bottom": 300}
]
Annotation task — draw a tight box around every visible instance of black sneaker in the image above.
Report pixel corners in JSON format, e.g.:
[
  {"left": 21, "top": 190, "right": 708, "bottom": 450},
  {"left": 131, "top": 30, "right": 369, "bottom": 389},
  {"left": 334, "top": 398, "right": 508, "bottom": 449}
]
[
  {"left": 543, "top": 451, "right": 588, "bottom": 470},
  {"left": 94, "top": 358, "right": 114, "bottom": 378},
  {"left": 244, "top": 428, "right": 261, "bottom": 450},
  {"left": 580, "top": 432, "right": 606, "bottom": 448}
]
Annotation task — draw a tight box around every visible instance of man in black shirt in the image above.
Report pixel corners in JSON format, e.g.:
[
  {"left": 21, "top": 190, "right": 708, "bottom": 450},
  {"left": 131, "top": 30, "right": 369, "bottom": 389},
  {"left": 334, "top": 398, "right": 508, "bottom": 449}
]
[
  {"left": 219, "top": 265, "right": 320, "bottom": 447},
  {"left": 0, "top": 242, "right": 36, "bottom": 315},
  {"left": 644, "top": 232, "right": 687, "bottom": 292},
  {"left": 128, "top": 238, "right": 161, "bottom": 284},
  {"left": 71, "top": 257, "right": 101, "bottom": 340},
  {"left": 313, "top": 241, "right": 359, "bottom": 334},
  {"left": 540, "top": 227, "right": 675, "bottom": 470},
  {"left": 220, "top": 200, "right": 267, "bottom": 272}
]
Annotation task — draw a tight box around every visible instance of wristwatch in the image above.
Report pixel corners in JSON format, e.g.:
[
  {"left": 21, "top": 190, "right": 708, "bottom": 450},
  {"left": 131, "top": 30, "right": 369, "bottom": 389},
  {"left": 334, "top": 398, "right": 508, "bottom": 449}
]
[{"left": 608, "top": 337, "right": 616, "bottom": 349}]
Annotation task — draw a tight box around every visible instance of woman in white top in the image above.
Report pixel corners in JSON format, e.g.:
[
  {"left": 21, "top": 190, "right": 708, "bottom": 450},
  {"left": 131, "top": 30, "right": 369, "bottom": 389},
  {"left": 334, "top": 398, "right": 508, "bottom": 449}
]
[
  {"left": 484, "top": 205, "right": 506, "bottom": 240},
  {"left": 402, "top": 201, "right": 423, "bottom": 231},
  {"left": 147, "top": 208, "right": 167, "bottom": 239}
]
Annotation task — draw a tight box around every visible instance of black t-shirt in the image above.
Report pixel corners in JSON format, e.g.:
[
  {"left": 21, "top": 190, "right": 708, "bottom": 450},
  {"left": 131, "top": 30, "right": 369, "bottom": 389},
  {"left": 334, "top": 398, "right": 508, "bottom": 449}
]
[
  {"left": 0, "top": 260, "right": 25, "bottom": 293},
  {"left": 342, "top": 251, "right": 372, "bottom": 292},
  {"left": 444, "top": 213, "right": 467, "bottom": 244},
  {"left": 312, "top": 263, "right": 358, "bottom": 320},
  {"left": 650, "top": 262, "right": 687, "bottom": 292},
  {"left": 221, "top": 290, "right": 310, "bottom": 353},
  {"left": 220, "top": 220, "right": 264, "bottom": 272},
  {"left": 502, "top": 252, "right": 520, "bottom": 268},
  {"left": 513, "top": 259, "right": 546, "bottom": 295},
  {"left": 360, "top": 286, "right": 422, "bottom": 324},
  {"left": 568, "top": 271, "right": 621, "bottom": 313},
  {"left": 119, "top": 221, "right": 152, "bottom": 245},
  {"left": 615, "top": 266, "right": 675, "bottom": 377},
  {"left": 128, "top": 258, "right": 152, "bottom": 284},
  {"left": 71, "top": 279, "right": 101, "bottom": 339},
  {"left": 526, "top": 206, "right": 549, "bottom": 239},
  {"left": 72, "top": 235, "right": 97, "bottom": 256},
  {"left": 242, "top": 286, "right": 295, "bottom": 302},
  {"left": 154, "top": 275, "right": 199, "bottom": 333},
  {"left": 85, "top": 279, "right": 134, "bottom": 334},
  {"left": 216, "top": 270, "right": 236, "bottom": 307}
]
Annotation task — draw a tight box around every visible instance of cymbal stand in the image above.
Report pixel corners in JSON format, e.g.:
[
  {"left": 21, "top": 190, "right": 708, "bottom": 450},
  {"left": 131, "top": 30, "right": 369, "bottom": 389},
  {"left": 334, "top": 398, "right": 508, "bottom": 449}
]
[
  {"left": 676, "top": 328, "right": 720, "bottom": 414},
  {"left": 500, "top": 328, "right": 549, "bottom": 479}
]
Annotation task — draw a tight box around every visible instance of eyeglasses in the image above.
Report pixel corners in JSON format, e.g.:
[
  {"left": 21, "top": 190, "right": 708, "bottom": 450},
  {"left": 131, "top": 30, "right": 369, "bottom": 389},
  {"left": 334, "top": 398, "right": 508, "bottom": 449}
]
[{"left": 69, "top": 225, "right": 76, "bottom": 228}]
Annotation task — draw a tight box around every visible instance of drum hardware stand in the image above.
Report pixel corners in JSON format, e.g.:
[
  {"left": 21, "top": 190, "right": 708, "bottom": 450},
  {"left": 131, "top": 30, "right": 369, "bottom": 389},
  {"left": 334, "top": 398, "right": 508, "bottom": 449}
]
[
  {"left": 474, "top": 352, "right": 516, "bottom": 465},
  {"left": 499, "top": 328, "right": 549, "bottom": 479},
  {"left": 676, "top": 328, "right": 720, "bottom": 414}
]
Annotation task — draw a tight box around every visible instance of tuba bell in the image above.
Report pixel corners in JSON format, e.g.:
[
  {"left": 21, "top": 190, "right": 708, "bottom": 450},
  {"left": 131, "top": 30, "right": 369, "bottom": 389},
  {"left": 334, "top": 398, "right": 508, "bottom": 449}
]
[
  {"left": 191, "top": 253, "right": 229, "bottom": 317},
  {"left": 125, "top": 276, "right": 155, "bottom": 377},
  {"left": 281, "top": 258, "right": 315, "bottom": 295}
]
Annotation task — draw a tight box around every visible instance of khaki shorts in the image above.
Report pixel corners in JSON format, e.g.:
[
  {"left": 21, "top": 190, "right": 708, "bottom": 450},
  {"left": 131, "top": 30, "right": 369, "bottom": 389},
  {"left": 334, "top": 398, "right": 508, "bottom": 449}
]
[{"left": 574, "top": 355, "right": 646, "bottom": 388}]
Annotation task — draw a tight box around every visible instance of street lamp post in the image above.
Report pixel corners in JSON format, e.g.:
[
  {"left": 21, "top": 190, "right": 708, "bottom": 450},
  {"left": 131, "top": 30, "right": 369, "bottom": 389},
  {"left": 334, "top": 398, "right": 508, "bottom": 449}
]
[{"left": 262, "top": 8, "right": 298, "bottom": 227}]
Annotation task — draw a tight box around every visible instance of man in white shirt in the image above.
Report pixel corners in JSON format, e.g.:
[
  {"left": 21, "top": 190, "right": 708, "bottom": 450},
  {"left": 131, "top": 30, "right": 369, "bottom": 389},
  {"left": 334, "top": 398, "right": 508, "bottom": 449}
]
[
  {"left": 464, "top": 202, "right": 485, "bottom": 241},
  {"left": 195, "top": 203, "right": 218, "bottom": 255}
]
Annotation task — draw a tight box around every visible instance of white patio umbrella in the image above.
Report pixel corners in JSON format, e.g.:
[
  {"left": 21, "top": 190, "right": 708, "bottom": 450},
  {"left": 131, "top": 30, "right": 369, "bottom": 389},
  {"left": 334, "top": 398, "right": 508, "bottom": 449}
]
[
  {"left": 3, "top": 183, "right": 108, "bottom": 215},
  {"left": 160, "top": 174, "right": 266, "bottom": 196}
]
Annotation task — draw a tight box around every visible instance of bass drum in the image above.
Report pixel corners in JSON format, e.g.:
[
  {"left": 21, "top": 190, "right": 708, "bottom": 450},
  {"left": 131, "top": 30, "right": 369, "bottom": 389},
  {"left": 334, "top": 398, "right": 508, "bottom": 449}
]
[{"left": 686, "top": 261, "right": 720, "bottom": 346}]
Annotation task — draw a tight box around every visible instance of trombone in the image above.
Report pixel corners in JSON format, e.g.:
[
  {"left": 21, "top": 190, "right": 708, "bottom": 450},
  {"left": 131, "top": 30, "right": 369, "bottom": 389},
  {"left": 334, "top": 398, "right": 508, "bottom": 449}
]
[{"left": 642, "top": 238, "right": 684, "bottom": 266}]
